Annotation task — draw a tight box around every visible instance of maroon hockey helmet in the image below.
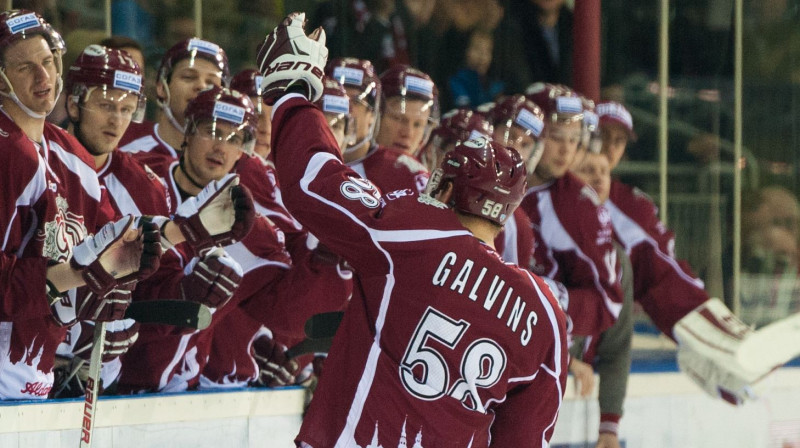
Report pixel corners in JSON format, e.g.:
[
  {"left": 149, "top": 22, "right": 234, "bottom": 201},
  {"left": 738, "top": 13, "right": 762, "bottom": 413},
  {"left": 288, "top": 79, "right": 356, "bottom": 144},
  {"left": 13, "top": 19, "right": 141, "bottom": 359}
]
[
  {"left": 0, "top": 10, "right": 66, "bottom": 118},
  {"left": 325, "top": 57, "right": 381, "bottom": 110},
  {"left": 436, "top": 136, "right": 526, "bottom": 225},
  {"left": 524, "top": 83, "right": 584, "bottom": 125},
  {"left": 313, "top": 76, "right": 356, "bottom": 148},
  {"left": 596, "top": 101, "right": 637, "bottom": 140},
  {"left": 0, "top": 9, "right": 65, "bottom": 56},
  {"left": 579, "top": 95, "right": 601, "bottom": 153},
  {"left": 419, "top": 108, "right": 493, "bottom": 172},
  {"left": 490, "top": 95, "right": 545, "bottom": 140},
  {"left": 157, "top": 37, "right": 230, "bottom": 89},
  {"left": 65, "top": 45, "right": 147, "bottom": 123},
  {"left": 230, "top": 68, "right": 266, "bottom": 114},
  {"left": 184, "top": 86, "right": 258, "bottom": 155}
]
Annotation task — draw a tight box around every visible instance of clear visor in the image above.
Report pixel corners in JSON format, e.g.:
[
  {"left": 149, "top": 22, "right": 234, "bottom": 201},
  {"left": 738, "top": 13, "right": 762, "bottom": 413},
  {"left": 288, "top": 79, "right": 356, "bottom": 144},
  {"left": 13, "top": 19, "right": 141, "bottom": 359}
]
[
  {"left": 191, "top": 119, "right": 255, "bottom": 155},
  {"left": 77, "top": 86, "right": 146, "bottom": 123},
  {"left": 325, "top": 111, "right": 357, "bottom": 151},
  {"left": 381, "top": 96, "right": 439, "bottom": 154}
]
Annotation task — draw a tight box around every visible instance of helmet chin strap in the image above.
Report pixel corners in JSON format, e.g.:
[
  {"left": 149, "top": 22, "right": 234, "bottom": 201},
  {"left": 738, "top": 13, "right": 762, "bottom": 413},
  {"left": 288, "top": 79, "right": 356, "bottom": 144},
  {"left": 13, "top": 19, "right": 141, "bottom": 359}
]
[
  {"left": 157, "top": 78, "right": 186, "bottom": 134},
  {"left": 0, "top": 72, "right": 62, "bottom": 120}
]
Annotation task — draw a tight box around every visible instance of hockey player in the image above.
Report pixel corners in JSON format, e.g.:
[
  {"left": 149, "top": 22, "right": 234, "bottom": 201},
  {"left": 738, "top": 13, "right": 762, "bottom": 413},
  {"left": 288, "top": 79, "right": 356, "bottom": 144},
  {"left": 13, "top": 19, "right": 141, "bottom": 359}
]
[
  {"left": 258, "top": 13, "right": 568, "bottom": 447},
  {"left": 595, "top": 101, "right": 794, "bottom": 405},
  {"left": 119, "top": 37, "right": 229, "bottom": 176},
  {"left": 374, "top": 64, "right": 439, "bottom": 157},
  {"left": 326, "top": 58, "right": 429, "bottom": 194},
  {"left": 230, "top": 68, "right": 272, "bottom": 160},
  {"left": 0, "top": 10, "right": 162, "bottom": 400},
  {"left": 520, "top": 83, "right": 624, "bottom": 338}
]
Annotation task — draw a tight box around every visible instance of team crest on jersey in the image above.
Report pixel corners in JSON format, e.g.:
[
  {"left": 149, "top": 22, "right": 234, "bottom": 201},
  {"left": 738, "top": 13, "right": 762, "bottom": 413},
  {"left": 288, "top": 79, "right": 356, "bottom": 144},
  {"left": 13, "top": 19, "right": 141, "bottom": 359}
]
[
  {"left": 580, "top": 185, "right": 602, "bottom": 206},
  {"left": 597, "top": 206, "right": 611, "bottom": 228},
  {"left": 38, "top": 195, "right": 88, "bottom": 262}
]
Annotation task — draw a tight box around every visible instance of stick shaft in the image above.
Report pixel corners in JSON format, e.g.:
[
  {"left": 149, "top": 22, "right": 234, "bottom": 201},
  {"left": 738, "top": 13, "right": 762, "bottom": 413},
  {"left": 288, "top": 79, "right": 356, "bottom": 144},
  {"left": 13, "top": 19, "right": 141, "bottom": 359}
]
[{"left": 79, "top": 322, "right": 106, "bottom": 448}]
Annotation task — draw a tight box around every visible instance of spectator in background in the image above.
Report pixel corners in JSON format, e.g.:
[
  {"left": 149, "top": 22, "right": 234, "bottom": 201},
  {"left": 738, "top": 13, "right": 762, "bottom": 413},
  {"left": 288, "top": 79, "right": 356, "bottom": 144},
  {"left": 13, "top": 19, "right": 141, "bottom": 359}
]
[
  {"left": 448, "top": 29, "right": 504, "bottom": 108},
  {"left": 493, "top": 0, "right": 574, "bottom": 93},
  {"left": 100, "top": 35, "right": 145, "bottom": 69}
]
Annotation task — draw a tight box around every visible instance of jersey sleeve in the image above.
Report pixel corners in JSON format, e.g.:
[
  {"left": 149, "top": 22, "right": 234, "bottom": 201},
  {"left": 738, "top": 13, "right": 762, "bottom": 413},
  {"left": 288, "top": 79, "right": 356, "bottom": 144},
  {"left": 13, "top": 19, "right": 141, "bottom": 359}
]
[
  {"left": 490, "top": 349, "right": 567, "bottom": 446},
  {"left": 270, "top": 94, "right": 394, "bottom": 276},
  {"left": 561, "top": 202, "right": 624, "bottom": 336}
]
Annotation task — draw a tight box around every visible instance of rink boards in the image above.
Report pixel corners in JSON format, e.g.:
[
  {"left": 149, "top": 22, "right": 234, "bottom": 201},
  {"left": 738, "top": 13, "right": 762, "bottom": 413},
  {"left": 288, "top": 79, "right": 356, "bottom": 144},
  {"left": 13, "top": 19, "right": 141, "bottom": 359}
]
[{"left": 1, "top": 367, "right": 799, "bottom": 447}]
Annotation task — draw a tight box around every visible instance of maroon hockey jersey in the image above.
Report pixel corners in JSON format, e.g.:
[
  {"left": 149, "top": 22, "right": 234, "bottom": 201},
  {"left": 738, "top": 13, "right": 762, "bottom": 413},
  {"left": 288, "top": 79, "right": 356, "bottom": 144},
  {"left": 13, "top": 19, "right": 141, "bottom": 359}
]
[
  {"left": 520, "top": 173, "right": 624, "bottom": 337},
  {"left": 348, "top": 144, "right": 430, "bottom": 195},
  {"left": 494, "top": 208, "right": 535, "bottom": 268},
  {"left": 118, "top": 120, "right": 179, "bottom": 178},
  {"left": 607, "top": 179, "right": 708, "bottom": 337},
  {"left": 272, "top": 95, "right": 568, "bottom": 448},
  {"left": 0, "top": 112, "right": 113, "bottom": 399}
]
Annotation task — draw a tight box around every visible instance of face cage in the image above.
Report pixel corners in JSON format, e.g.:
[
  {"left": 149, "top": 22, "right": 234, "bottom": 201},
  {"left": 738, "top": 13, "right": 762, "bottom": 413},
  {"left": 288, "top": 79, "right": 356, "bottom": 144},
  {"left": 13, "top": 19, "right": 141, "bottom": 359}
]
[
  {"left": 186, "top": 117, "right": 256, "bottom": 156},
  {"left": 325, "top": 112, "right": 357, "bottom": 150},
  {"left": 419, "top": 133, "right": 457, "bottom": 173}
]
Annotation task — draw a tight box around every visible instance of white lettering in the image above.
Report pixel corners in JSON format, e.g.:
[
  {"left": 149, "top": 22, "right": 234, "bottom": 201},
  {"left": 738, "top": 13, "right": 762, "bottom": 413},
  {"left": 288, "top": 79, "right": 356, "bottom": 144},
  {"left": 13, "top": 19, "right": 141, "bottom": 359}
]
[
  {"left": 484, "top": 276, "right": 505, "bottom": 311},
  {"left": 432, "top": 252, "right": 457, "bottom": 286},
  {"left": 506, "top": 297, "right": 525, "bottom": 331},
  {"left": 450, "top": 259, "right": 474, "bottom": 294},
  {"left": 520, "top": 311, "right": 538, "bottom": 346},
  {"left": 468, "top": 267, "right": 487, "bottom": 302}
]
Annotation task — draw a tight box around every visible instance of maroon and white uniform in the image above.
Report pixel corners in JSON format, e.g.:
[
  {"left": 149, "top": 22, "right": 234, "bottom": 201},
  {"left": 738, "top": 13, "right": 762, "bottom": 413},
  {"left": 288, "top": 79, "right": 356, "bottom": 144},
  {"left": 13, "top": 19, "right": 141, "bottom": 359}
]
[
  {"left": 520, "top": 173, "right": 624, "bottom": 337},
  {"left": 348, "top": 144, "right": 429, "bottom": 195},
  {"left": 96, "top": 150, "right": 172, "bottom": 217},
  {"left": 0, "top": 113, "right": 113, "bottom": 399},
  {"left": 607, "top": 179, "right": 708, "bottom": 337},
  {"left": 118, "top": 120, "right": 179, "bottom": 177},
  {"left": 494, "top": 208, "right": 535, "bottom": 267},
  {"left": 272, "top": 95, "right": 567, "bottom": 448}
]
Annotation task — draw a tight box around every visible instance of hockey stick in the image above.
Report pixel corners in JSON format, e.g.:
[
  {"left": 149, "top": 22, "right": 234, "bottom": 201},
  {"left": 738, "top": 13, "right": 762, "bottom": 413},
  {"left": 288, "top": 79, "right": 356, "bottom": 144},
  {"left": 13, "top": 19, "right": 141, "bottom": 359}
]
[
  {"left": 79, "top": 321, "right": 105, "bottom": 448},
  {"left": 124, "top": 300, "right": 212, "bottom": 330},
  {"left": 285, "top": 311, "right": 344, "bottom": 359},
  {"left": 78, "top": 301, "right": 211, "bottom": 447}
]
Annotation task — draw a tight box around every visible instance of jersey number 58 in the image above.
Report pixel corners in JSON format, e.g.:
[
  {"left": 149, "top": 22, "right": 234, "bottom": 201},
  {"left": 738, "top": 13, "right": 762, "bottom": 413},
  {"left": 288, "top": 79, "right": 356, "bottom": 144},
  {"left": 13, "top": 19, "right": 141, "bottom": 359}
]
[{"left": 400, "top": 307, "right": 507, "bottom": 413}]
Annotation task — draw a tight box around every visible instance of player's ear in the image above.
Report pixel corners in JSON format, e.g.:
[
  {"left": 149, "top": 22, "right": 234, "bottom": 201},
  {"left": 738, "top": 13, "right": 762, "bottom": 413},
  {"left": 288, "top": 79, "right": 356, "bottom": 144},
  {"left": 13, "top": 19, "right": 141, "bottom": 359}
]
[{"left": 66, "top": 96, "right": 80, "bottom": 122}]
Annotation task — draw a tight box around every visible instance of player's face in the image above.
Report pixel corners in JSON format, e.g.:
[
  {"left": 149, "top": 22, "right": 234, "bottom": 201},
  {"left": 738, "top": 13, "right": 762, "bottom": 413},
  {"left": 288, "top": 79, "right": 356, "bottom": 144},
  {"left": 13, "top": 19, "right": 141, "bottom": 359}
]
[
  {"left": 345, "top": 86, "right": 375, "bottom": 144},
  {"left": 535, "top": 120, "right": 583, "bottom": 181},
  {"left": 75, "top": 87, "right": 139, "bottom": 155},
  {"left": 575, "top": 152, "right": 611, "bottom": 202},
  {"left": 324, "top": 112, "right": 347, "bottom": 153},
  {"left": 601, "top": 123, "right": 629, "bottom": 169},
  {"left": 0, "top": 36, "right": 59, "bottom": 115},
  {"left": 494, "top": 123, "right": 537, "bottom": 161},
  {"left": 377, "top": 96, "right": 431, "bottom": 154},
  {"left": 252, "top": 96, "right": 272, "bottom": 158},
  {"left": 184, "top": 120, "right": 244, "bottom": 184},
  {"left": 162, "top": 58, "right": 224, "bottom": 124}
]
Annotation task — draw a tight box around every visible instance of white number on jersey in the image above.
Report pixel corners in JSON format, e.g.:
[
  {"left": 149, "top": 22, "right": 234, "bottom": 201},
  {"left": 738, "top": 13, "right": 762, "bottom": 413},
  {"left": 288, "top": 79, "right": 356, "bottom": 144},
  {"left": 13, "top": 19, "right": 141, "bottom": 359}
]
[{"left": 400, "top": 307, "right": 507, "bottom": 412}]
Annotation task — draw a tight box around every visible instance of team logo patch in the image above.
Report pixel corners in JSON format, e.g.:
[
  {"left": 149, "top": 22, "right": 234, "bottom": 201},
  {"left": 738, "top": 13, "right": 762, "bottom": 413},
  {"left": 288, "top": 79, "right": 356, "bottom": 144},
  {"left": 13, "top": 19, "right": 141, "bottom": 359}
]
[
  {"left": 598, "top": 206, "right": 611, "bottom": 228},
  {"left": 514, "top": 109, "right": 544, "bottom": 137},
  {"left": 188, "top": 38, "right": 221, "bottom": 56},
  {"left": 467, "top": 129, "right": 490, "bottom": 141},
  {"left": 405, "top": 75, "right": 434, "bottom": 97},
  {"left": 556, "top": 96, "right": 583, "bottom": 114},
  {"left": 332, "top": 66, "right": 364, "bottom": 86},
  {"left": 113, "top": 70, "right": 142, "bottom": 92},
  {"left": 463, "top": 135, "right": 489, "bottom": 149},
  {"left": 322, "top": 95, "right": 349, "bottom": 115},
  {"left": 8, "top": 13, "right": 39, "bottom": 34},
  {"left": 213, "top": 102, "right": 245, "bottom": 124}
]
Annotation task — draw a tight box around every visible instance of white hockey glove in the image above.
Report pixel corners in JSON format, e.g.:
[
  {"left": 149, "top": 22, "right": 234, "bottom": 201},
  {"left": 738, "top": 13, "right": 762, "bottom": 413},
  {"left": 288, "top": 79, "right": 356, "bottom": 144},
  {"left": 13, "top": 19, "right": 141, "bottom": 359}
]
[
  {"left": 173, "top": 174, "right": 256, "bottom": 253},
  {"left": 257, "top": 12, "right": 328, "bottom": 105},
  {"left": 180, "top": 247, "right": 243, "bottom": 308},
  {"left": 674, "top": 298, "right": 762, "bottom": 405},
  {"left": 69, "top": 215, "right": 161, "bottom": 296}
]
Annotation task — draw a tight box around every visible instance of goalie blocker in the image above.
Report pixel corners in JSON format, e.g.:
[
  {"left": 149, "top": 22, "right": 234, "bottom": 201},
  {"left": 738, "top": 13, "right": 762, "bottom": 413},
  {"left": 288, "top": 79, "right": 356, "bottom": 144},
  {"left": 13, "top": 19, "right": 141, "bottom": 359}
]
[{"left": 674, "top": 298, "right": 800, "bottom": 405}]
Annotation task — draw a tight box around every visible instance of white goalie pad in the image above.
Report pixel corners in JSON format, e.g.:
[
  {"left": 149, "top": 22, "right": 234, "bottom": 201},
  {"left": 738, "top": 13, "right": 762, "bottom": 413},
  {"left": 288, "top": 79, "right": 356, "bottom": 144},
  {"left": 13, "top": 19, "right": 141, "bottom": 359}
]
[{"left": 673, "top": 298, "right": 776, "bottom": 405}]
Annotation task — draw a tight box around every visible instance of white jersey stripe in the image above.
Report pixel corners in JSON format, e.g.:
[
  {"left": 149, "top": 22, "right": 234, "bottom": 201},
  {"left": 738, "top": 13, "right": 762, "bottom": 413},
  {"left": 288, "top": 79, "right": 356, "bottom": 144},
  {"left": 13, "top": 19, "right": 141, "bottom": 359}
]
[
  {"left": 224, "top": 241, "right": 290, "bottom": 274},
  {"left": 605, "top": 200, "right": 705, "bottom": 289},
  {"left": 537, "top": 191, "right": 622, "bottom": 319},
  {"left": 2, "top": 154, "right": 47, "bottom": 251},
  {"left": 103, "top": 172, "right": 143, "bottom": 217},
  {"left": 502, "top": 214, "right": 519, "bottom": 264},
  {"left": 46, "top": 139, "right": 102, "bottom": 201}
]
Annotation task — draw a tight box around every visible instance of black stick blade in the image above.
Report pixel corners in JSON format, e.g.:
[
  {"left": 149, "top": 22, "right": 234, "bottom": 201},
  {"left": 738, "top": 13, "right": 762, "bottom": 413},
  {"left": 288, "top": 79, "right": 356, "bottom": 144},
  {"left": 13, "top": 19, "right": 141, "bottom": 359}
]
[{"left": 124, "top": 300, "right": 212, "bottom": 330}]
